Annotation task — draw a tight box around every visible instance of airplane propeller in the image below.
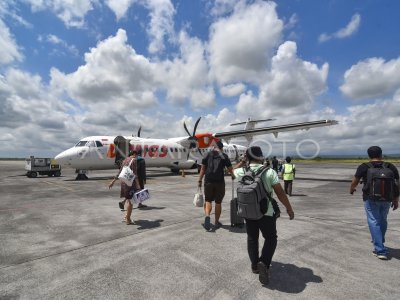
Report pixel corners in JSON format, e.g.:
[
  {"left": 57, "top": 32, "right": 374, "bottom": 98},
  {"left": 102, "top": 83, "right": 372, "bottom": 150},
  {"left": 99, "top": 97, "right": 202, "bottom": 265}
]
[
  {"left": 132, "top": 126, "right": 142, "bottom": 137},
  {"left": 183, "top": 117, "right": 202, "bottom": 159}
]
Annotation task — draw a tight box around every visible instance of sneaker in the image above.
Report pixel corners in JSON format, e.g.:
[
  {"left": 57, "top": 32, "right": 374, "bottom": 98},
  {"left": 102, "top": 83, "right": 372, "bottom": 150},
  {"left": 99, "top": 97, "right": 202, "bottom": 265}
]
[
  {"left": 214, "top": 221, "right": 223, "bottom": 229},
  {"left": 372, "top": 251, "right": 388, "bottom": 260},
  {"left": 251, "top": 264, "right": 259, "bottom": 274},
  {"left": 204, "top": 216, "right": 211, "bottom": 231},
  {"left": 257, "top": 261, "right": 270, "bottom": 285}
]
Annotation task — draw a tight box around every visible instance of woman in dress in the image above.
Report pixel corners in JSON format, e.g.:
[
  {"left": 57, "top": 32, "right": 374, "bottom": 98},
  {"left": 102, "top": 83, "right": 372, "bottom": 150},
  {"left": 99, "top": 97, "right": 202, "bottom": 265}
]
[{"left": 109, "top": 150, "right": 140, "bottom": 225}]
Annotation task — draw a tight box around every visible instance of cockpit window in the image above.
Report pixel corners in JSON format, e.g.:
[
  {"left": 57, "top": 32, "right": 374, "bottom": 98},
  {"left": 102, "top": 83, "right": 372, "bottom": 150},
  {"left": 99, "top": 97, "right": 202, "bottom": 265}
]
[
  {"left": 86, "top": 141, "right": 95, "bottom": 147},
  {"left": 75, "top": 141, "right": 88, "bottom": 147},
  {"left": 95, "top": 141, "right": 103, "bottom": 147}
]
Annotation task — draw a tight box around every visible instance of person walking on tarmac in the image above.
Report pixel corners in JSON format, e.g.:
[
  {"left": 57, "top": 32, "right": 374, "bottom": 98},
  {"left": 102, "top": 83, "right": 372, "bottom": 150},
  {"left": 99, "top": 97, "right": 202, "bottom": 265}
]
[
  {"left": 136, "top": 149, "right": 147, "bottom": 209},
  {"left": 272, "top": 156, "right": 279, "bottom": 173},
  {"left": 117, "top": 150, "right": 147, "bottom": 210},
  {"left": 281, "top": 156, "right": 295, "bottom": 196},
  {"left": 109, "top": 150, "right": 140, "bottom": 225},
  {"left": 350, "top": 146, "right": 399, "bottom": 260},
  {"left": 198, "top": 140, "right": 235, "bottom": 231},
  {"left": 234, "top": 146, "right": 294, "bottom": 285}
]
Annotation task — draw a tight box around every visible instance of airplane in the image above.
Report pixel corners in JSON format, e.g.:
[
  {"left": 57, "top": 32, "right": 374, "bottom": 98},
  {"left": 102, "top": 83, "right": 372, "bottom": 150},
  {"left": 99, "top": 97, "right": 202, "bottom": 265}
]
[{"left": 54, "top": 118, "right": 338, "bottom": 179}]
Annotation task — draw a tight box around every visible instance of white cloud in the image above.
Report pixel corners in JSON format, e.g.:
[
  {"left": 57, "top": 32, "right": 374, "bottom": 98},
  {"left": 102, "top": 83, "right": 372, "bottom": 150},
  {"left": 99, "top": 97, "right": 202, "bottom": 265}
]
[
  {"left": 51, "top": 29, "right": 158, "bottom": 109},
  {"left": 105, "top": 0, "right": 176, "bottom": 54},
  {"left": 0, "top": 19, "right": 23, "bottom": 65},
  {"left": 159, "top": 30, "right": 214, "bottom": 109},
  {"left": 26, "top": 0, "right": 95, "bottom": 28},
  {"left": 0, "top": 1, "right": 33, "bottom": 28},
  {"left": 209, "top": 0, "right": 237, "bottom": 17},
  {"left": 335, "top": 13, "right": 361, "bottom": 38},
  {"left": 209, "top": 0, "right": 283, "bottom": 85},
  {"left": 321, "top": 95, "right": 400, "bottom": 154},
  {"left": 38, "top": 34, "right": 79, "bottom": 56},
  {"left": 220, "top": 83, "right": 246, "bottom": 97},
  {"left": 286, "top": 13, "right": 298, "bottom": 30},
  {"left": 319, "top": 13, "right": 361, "bottom": 43},
  {"left": 0, "top": 68, "right": 79, "bottom": 152},
  {"left": 340, "top": 57, "right": 400, "bottom": 99},
  {"left": 236, "top": 41, "right": 329, "bottom": 118},
  {"left": 144, "top": 0, "right": 176, "bottom": 54},
  {"left": 105, "top": 0, "right": 136, "bottom": 20}
]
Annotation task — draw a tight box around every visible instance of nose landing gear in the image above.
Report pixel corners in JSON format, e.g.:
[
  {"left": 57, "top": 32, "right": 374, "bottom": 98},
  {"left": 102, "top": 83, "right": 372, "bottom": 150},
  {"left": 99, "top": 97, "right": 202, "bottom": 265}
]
[{"left": 75, "top": 170, "right": 89, "bottom": 180}]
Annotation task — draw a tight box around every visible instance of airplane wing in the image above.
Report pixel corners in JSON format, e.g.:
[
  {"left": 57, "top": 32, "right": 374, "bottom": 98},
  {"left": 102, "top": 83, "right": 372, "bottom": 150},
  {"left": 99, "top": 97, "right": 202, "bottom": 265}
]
[{"left": 213, "top": 119, "right": 338, "bottom": 140}]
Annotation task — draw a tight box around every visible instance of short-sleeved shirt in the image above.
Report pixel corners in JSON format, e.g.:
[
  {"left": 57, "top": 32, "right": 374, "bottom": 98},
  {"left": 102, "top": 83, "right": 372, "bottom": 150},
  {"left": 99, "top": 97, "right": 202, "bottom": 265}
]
[
  {"left": 234, "top": 164, "right": 279, "bottom": 217},
  {"left": 201, "top": 150, "right": 232, "bottom": 183},
  {"left": 354, "top": 161, "right": 399, "bottom": 201}
]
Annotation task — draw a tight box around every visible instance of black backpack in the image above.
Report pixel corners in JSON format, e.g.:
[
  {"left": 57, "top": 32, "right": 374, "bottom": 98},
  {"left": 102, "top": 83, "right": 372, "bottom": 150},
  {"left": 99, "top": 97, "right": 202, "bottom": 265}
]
[
  {"left": 363, "top": 162, "right": 395, "bottom": 201},
  {"left": 205, "top": 152, "right": 225, "bottom": 182}
]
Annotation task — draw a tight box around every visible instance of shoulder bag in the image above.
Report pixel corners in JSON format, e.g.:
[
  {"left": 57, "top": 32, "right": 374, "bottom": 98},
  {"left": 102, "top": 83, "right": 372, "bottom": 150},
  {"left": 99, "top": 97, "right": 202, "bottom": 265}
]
[{"left": 118, "top": 158, "right": 136, "bottom": 186}]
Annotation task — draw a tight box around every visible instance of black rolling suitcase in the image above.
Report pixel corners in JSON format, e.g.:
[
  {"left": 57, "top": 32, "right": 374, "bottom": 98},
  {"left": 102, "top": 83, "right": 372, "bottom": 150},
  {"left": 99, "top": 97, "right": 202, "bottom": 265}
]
[{"left": 230, "top": 180, "right": 245, "bottom": 227}]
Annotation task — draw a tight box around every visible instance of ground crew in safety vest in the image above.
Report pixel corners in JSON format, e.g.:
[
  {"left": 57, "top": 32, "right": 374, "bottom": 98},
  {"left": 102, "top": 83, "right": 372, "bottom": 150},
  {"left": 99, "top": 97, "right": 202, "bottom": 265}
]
[{"left": 281, "top": 156, "right": 295, "bottom": 196}]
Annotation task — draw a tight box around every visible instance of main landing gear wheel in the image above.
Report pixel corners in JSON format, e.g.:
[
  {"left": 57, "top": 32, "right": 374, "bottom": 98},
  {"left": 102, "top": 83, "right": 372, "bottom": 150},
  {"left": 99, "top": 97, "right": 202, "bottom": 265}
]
[{"left": 76, "top": 174, "right": 89, "bottom": 180}]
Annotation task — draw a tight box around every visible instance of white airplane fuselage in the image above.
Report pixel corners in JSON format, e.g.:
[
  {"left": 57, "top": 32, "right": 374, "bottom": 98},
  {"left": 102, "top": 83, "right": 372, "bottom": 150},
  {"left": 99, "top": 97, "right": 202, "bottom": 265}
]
[{"left": 55, "top": 135, "right": 246, "bottom": 171}]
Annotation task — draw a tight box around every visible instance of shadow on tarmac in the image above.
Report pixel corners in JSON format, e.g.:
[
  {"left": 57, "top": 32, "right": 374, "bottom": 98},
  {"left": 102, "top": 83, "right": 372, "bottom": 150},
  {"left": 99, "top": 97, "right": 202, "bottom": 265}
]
[
  {"left": 386, "top": 247, "right": 400, "bottom": 260},
  {"left": 266, "top": 261, "right": 323, "bottom": 293},
  {"left": 214, "top": 224, "right": 246, "bottom": 233},
  {"left": 135, "top": 219, "right": 164, "bottom": 230},
  {"left": 132, "top": 205, "right": 166, "bottom": 211}
]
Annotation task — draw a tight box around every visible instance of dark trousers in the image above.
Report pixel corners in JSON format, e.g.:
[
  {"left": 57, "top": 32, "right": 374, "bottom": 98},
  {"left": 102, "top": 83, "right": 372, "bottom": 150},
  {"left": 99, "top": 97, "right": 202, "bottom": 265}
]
[
  {"left": 138, "top": 179, "right": 144, "bottom": 190},
  {"left": 245, "top": 216, "right": 277, "bottom": 268},
  {"left": 284, "top": 180, "right": 293, "bottom": 196}
]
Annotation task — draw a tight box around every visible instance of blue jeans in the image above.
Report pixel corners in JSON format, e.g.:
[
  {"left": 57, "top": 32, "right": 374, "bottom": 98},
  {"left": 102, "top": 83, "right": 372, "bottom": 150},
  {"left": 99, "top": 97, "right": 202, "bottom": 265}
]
[{"left": 364, "top": 199, "right": 391, "bottom": 255}]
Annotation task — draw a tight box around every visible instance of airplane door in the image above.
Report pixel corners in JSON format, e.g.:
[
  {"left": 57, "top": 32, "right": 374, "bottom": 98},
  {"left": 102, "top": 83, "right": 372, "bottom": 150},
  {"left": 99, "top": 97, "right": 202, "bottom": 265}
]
[{"left": 114, "top": 136, "right": 130, "bottom": 167}]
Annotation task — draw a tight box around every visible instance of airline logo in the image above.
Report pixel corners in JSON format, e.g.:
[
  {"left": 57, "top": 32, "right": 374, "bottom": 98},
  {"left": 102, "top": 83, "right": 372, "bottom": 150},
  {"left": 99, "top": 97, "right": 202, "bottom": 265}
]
[{"left": 107, "top": 144, "right": 170, "bottom": 159}]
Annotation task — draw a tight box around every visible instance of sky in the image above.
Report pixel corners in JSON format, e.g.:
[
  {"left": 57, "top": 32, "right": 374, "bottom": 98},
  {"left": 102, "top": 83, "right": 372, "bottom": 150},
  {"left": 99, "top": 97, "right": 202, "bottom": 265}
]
[{"left": 1, "top": 0, "right": 400, "bottom": 158}]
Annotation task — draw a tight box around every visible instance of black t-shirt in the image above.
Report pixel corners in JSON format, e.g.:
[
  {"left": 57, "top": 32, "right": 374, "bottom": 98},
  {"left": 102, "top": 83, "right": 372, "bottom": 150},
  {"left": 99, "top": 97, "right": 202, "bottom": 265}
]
[
  {"left": 272, "top": 159, "right": 278, "bottom": 169},
  {"left": 354, "top": 161, "right": 399, "bottom": 200},
  {"left": 201, "top": 150, "right": 232, "bottom": 183}
]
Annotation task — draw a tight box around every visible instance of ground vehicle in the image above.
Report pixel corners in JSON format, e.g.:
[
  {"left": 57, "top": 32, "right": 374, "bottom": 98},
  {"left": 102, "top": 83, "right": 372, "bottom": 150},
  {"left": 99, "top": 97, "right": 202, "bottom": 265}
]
[{"left": 25, "top": 156, "right": 61, "bottom": 178}]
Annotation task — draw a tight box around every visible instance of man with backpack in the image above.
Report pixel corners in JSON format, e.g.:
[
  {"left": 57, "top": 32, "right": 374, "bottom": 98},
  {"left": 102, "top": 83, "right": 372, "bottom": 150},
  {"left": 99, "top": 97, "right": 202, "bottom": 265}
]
[
  {"left": 234, "top": 146, "right": 294, "bottom": 285},
  {"left": 198, "top": 140, "right": 235, "bottom": 231},
  {"left": 350, "top": 146, "right": 399, "bottom": 260}
]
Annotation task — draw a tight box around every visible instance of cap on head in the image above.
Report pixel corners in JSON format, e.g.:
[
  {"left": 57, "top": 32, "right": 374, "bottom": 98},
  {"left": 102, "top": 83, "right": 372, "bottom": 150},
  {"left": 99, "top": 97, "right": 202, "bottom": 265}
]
[
  {"left": 367, "top": 146, "right": 382, "bottom": 159},
  {"left": 246, "top": 146, "right": 264, "bottom": 161}
]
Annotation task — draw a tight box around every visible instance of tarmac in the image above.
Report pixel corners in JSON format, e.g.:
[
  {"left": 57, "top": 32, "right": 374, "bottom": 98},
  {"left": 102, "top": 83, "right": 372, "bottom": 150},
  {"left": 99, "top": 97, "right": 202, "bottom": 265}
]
[{"left": 1, "top": 160, "right": 400, "bottom": 300}]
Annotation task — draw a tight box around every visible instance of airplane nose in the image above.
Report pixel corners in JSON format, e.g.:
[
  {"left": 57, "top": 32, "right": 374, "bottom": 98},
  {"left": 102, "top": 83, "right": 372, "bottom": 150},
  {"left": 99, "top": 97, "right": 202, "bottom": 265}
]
[{"left": 55, "top": 148, "right": 76, "bottom": 166}]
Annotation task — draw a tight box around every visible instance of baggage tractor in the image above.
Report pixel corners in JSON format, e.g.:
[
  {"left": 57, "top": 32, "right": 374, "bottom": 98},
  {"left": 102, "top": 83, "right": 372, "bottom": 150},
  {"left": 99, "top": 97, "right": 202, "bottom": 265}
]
[{"left": 230, "top": 181, "right": 245, "bottom": 227}]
